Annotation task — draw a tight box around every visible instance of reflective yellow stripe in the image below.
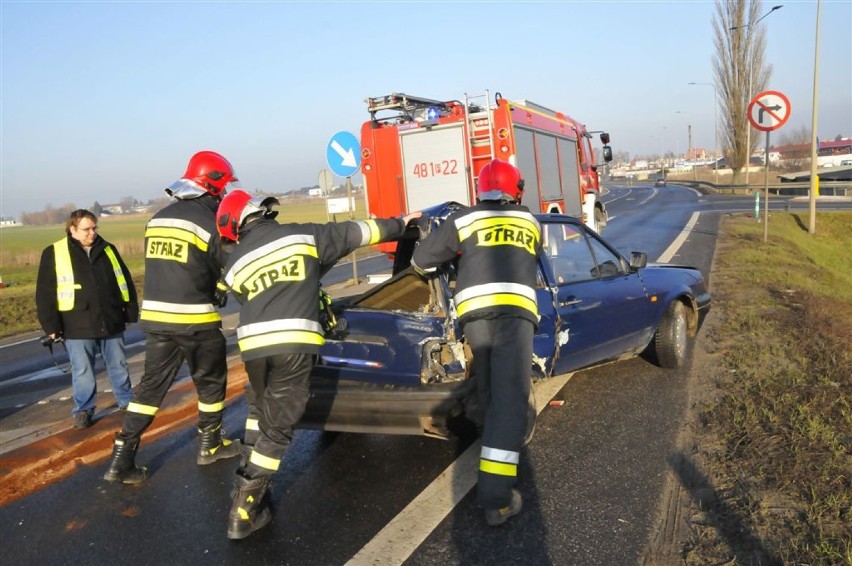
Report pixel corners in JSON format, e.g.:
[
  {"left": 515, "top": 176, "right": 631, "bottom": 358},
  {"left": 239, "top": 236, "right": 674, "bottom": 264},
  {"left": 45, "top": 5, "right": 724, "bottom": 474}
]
[
  {"left": 456, "top": 213, "right": 541, "bottom": 244},
  {"left": 230, "top": 243, "right": 317, "bottom": 292},
  {"left": 356, "top": 219, "right": 382, "bottom": 246},
  {"left": 249, "top": 449, "right": 280, "bottom": 472},
  {"left": 198, "top": 400, "right": 224, "bottom": 413},
  {"left": 456, "top": 293, "right": 538, "bottom": 318},
  {"left": 480, "top": 459, "right": 518, "bottom": 477},
  {"left": 245, "top": 418, "right": 259, "bottom": 431},
  {"left": 103, "top": 245, "right": 130, "bottom": 302},
  {"left": 53, "top": 239, "right": 80, "bottom": 311},
  {"left": 127, "top": 402, "right": 158, "bottom": 416},
  {"left": 225, "top": 234, "right": 316, "bottom": 287},
  {"left": 145, "top": 225, "right": 209, "bottom": 252},
  {"left": 238, "top": 330, "right": 325, "bottom": 352},
  {"left": 140, "top": 310, "right": 221, "bottom": 324}
]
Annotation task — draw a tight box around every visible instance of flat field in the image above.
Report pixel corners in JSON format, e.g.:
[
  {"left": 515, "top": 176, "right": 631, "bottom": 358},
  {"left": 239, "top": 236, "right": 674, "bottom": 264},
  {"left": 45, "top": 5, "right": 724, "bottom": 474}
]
[{"left": 0, "top": 197, "right": 368, "bottom": 336}]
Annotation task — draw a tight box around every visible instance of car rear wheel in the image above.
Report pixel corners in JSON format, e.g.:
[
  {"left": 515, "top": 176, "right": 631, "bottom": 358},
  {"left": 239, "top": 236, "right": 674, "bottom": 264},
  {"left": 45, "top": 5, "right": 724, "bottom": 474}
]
[{"left": 653, "top": 301, "right": 689, "bottom": 368}]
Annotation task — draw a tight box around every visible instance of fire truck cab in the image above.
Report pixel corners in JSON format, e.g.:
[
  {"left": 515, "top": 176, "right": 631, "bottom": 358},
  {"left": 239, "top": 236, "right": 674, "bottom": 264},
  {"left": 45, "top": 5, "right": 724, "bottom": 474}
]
[{"left": 360, "top": 90, "right": 612, "bottom": 235}]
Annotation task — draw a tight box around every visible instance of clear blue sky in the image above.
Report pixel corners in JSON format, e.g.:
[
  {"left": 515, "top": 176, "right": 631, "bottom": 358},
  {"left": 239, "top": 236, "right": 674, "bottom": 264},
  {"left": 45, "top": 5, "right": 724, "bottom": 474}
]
[{"left": 2, "top": 0, "right": 850, "bottom": 219}]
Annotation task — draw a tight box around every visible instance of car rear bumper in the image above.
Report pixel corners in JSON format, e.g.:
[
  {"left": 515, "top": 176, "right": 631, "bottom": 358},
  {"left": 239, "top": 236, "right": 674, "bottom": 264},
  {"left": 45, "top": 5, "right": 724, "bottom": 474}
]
[{"left": 299, "top": 377, "right": 473, "bottom": 439}]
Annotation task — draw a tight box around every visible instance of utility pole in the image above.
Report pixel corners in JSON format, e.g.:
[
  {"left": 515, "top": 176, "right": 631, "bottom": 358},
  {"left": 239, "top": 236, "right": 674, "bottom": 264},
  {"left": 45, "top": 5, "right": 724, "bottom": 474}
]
[{"left": 808, "top": 0, "right": 821, "bottom": 234}]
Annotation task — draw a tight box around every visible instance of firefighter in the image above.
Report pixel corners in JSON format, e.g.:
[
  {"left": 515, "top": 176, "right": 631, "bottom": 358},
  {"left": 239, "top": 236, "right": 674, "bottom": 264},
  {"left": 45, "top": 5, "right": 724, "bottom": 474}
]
[
  {"left": 35, "top": 209, "right": 138, "bottom": 429},
  {"left": 411, "top": 159, "right": 541, "bottom": 526},
  {"left": 215, "top": 189, "right": 421, "bottom": 539},
  {"left": 103, "top": 151, "right": 242, "bottom": 484}
]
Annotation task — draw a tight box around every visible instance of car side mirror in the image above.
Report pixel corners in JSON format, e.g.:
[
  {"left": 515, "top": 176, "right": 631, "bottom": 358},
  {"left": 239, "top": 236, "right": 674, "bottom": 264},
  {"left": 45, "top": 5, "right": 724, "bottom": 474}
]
[
  {"left": 629, "top": 252, "right": 647, "bottom": 270},
  {"left": 600, "top": 132, "right": 610, "bottom": 145},
  {"left": 602, "top": 146, "right": 613, "bottom": 163}
]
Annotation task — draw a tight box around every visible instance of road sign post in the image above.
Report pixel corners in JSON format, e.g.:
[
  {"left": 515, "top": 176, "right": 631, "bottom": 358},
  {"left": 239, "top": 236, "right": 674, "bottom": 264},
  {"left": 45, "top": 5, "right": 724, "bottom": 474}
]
[
  {"left": 326, "top": 131, "right": 362, "bottom": 285},
  {"left": 748, "top": 90, "right": 791, "bottom": 242}
]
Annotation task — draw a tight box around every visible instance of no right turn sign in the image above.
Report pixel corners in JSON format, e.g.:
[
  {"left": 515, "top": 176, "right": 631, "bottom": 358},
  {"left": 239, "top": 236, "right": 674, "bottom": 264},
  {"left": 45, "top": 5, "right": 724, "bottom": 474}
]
[{"left": 748, "top": 90, "right": 791, "bottom": 132}]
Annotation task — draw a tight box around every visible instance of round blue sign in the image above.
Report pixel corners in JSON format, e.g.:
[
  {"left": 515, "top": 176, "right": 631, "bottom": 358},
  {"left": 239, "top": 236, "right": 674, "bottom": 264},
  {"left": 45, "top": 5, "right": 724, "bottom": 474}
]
[{"left": 326, "top": 131, "right": 361, "bottom": 178}]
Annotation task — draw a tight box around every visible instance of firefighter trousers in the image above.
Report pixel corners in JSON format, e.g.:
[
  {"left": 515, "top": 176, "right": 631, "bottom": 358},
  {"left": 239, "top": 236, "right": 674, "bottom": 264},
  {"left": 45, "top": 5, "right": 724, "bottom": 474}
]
[
  {"left": 463, "top": 316, "right": 534, "bottom": 510},
  {"left": 241, "top": 353, "right": 315, "bottom": 479},
  {"left": 120, "top": 329, "right": 228, "bottom": 441}
]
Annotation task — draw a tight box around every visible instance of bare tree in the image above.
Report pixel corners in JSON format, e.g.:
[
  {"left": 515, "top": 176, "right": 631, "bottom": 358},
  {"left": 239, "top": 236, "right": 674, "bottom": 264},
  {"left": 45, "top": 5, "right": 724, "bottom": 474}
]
[{"left": 713, "top": 0, "right": 773, "bottom": 184}]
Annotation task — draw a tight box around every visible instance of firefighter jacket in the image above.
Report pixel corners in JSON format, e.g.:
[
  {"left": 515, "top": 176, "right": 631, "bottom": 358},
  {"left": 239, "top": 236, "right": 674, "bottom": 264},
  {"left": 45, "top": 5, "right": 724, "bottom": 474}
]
[
  {"left": 223, "top": 216, "right": 408, "bottom": 361},
  {"left": 140, "top": 194, "right": 228, "bottom": 334},
  {"left": 411, "top": 201, "right": 541, "bottom": 327},
  {"left": 36, "top": 234, "right": 138, "bottom": 339}
]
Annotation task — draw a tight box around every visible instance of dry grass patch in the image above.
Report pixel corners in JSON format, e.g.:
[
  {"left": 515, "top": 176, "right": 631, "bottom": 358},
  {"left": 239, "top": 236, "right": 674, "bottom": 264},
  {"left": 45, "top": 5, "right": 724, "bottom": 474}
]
[{"left": 683, "top": 212, "right": 851, "bottom": 565}]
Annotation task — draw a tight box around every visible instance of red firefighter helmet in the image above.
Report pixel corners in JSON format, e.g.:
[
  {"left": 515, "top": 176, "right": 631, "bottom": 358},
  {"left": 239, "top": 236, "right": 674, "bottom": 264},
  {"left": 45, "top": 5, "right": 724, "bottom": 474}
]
[
  {"left": 476, "top": 159, "right": 525, "bottom": 203},
  {"left": 167, "top": 151, "right": 239, "bottom": 199},
  {"left": 216, "top": 189, "right": 279, "bottom": 242}
]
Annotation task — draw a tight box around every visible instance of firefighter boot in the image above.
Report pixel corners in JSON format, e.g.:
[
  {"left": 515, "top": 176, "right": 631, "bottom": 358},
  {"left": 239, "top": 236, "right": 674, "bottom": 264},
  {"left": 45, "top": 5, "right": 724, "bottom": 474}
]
[
  {"left": 485, "top": 488, "right": 523, "bottom": 527},
  {"left": 197, "top": 424, "right": 242, "bottom": 465},
  {"left": 227, "top": 472, "right": 272, "bottom": 540},
  {"left": 103, "top": 434, "right": 148, "bottom": 484}
]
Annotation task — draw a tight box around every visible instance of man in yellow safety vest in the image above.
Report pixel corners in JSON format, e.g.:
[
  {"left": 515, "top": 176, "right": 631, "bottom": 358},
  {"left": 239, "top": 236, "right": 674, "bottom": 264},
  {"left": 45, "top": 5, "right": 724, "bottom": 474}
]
[{"left": 36, "top": 208, "right": 138, "bottom": 430}]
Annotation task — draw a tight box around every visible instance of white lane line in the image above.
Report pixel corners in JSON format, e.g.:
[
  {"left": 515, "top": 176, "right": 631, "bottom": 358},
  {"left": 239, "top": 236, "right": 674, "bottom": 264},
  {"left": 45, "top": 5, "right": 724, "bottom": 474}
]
[
  {"left": 346, "top": 373, "right": 573, "bottom": 566},
  {"left": 602, "top": 188, "right": 634, "bottom": 204},
  {"left": 657, "top": 211, "right": 700, "bottom": 263},
  {"left": 0, "top": 336, "right": 40, "bottom": 349},
  {"left": 639, "top": 188, "right": 659, "bottom": 206}
]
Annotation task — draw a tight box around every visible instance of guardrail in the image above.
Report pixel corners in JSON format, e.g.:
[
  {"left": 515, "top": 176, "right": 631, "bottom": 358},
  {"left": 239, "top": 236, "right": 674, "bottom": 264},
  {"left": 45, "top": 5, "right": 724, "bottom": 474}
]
[{"left": 675, "top": 180, "right": 851, "bottom": 198}]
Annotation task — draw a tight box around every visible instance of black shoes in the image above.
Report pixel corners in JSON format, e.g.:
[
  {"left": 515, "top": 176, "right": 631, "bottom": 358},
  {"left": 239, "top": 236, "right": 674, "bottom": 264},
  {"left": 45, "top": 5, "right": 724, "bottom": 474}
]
[{"left": 72, "top": 411, "right": 93, "bottom": 430}]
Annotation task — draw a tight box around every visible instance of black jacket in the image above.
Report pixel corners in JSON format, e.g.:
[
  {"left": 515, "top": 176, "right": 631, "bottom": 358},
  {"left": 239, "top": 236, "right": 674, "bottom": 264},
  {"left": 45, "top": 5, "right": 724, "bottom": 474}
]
[
  {"left": 411, "top": 201, "right": 542, "bottom": 327},
  {"left": 139, "top": 194, "right": 228, "bottom": 334},
  {"left": 36, "top": 234, "right": 138, "bottom": 339},
  {"left": 224, "top": 216, "right": 407, "bottom": 360}
]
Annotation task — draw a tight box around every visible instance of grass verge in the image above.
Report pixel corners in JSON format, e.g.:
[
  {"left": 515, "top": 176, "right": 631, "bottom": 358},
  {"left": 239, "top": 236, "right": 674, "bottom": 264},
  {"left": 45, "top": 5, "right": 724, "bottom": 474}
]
[{"left": 684, "top": 212, "right": 851, "bottom": 564}]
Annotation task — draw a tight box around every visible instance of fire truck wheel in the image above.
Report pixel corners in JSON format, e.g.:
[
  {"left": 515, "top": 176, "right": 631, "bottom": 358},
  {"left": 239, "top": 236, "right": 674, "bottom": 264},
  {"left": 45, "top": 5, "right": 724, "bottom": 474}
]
[{"left": 594, "top": 207, "right": 606, "bottom": 234}]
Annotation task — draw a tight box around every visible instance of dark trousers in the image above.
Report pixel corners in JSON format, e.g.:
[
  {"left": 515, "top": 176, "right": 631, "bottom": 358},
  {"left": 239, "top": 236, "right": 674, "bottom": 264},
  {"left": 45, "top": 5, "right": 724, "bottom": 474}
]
[
  {"left": 464, "top": 317, "right": 534, "bottom": 509},
  {"left": 243, "top": 353, "right": 315, "bottom": 478},
  {"left": 121, "top": 329, "right": 227, "bottom": 440}
]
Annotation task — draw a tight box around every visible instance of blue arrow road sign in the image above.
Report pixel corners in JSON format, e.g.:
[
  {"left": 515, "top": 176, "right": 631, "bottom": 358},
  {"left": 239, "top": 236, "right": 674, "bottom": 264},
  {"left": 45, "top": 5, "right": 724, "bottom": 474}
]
[{"left": 326, "top": 131, "right": 361, "bottom": 178}]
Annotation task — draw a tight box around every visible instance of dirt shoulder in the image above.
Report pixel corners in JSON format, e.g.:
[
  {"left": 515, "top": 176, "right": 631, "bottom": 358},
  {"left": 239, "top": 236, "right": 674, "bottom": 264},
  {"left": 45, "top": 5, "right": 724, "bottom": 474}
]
[{"left": 645, "top": 212, "right": 851, "bottom": 565}]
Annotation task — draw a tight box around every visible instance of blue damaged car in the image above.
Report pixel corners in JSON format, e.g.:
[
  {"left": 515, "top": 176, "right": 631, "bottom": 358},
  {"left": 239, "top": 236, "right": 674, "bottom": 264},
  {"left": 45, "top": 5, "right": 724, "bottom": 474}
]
[{"left": 302, "top": 202, "right": 711, "bottom": 439}]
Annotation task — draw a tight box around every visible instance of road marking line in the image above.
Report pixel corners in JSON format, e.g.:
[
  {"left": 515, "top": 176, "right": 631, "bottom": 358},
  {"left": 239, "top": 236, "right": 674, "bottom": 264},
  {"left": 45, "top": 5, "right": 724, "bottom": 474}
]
[
  {"left": 657, "top": 211, "right": 700, "bottom": 263},
  {"left": 640, "top": 188, "right": 659, "bottom": 206},
  {"left": 346, "top": 374, "right": 573, "bottom": 566}
]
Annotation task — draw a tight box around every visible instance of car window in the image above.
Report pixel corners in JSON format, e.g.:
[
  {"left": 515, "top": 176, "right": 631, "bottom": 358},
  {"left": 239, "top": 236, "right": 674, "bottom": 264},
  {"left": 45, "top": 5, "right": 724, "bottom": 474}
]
[
  {"left": 587, "top": 236, "right": 626, "bottom": 278},
  {"left": 542, "top": 223, "right": 597, "bottom": 284}
]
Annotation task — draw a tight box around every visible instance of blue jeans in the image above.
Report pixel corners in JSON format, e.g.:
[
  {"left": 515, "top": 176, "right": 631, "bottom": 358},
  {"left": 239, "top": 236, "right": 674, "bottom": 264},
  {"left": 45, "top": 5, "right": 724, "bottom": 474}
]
[{"left": 66, "top": 334, "right": 133, "bottom": 415}]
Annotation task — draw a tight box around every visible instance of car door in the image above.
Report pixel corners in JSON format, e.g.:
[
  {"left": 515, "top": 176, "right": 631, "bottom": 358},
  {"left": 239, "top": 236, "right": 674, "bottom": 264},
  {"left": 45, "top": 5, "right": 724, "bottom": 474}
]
[{"left": 541, "top": 220, "right": 651, "bottom": 374}]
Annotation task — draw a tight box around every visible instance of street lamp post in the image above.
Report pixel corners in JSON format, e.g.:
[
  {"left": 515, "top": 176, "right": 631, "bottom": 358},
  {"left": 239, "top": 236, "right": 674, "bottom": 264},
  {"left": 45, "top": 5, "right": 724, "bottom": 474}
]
[
  {"left": 688, "top": 82, "right": 718, "bottom": 184},
  {"left": 731, "top": 5, "right": 783, "bottom": 187},
  {"left": 808, "top": 0, "right": 821, "bottom": 234}
]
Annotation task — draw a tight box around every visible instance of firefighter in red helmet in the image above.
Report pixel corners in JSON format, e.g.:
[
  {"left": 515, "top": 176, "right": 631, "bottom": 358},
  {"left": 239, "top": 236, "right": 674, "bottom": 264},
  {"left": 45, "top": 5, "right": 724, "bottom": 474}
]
[
  {"left": 104, "top": 151, "right": 242, "bottom": 485},
  {"left": 216, "top": 189, "right": 421, "bottom": 539},
  {"left": 412, "top": 158, "right": 541, "bottom": 526}
]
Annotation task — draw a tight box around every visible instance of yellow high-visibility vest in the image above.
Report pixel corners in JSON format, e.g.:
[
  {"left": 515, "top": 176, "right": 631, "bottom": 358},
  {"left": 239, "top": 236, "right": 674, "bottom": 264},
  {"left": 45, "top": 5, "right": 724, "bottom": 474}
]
[{"left": 53, "top": 239, "right": 130, "bottom": 311}]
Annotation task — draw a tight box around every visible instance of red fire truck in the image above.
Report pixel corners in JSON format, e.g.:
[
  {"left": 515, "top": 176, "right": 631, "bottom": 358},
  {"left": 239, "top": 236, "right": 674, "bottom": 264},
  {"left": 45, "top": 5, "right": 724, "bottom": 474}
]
[{"left": 359, "top": 90, "right": 613, "bottom": 237}]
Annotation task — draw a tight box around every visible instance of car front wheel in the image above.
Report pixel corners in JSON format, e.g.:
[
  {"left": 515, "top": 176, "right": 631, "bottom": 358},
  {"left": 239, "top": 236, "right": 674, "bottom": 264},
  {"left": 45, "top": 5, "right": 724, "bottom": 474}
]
[{"left": 653, "top": 301, "right": 689, "bottom": 368}]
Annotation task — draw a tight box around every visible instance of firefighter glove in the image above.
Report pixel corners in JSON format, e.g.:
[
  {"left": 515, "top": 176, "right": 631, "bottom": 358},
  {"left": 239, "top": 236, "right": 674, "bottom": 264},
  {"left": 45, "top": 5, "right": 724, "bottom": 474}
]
[{"left": 215, "top": 280, "right": 229, "bottom": 308}]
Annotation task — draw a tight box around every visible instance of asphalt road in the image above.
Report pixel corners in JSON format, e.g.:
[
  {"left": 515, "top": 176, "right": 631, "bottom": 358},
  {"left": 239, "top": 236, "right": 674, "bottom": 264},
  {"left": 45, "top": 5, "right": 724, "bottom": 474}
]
[{"left": 1, "top": 185, "right": 848, "bottom": 565}]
